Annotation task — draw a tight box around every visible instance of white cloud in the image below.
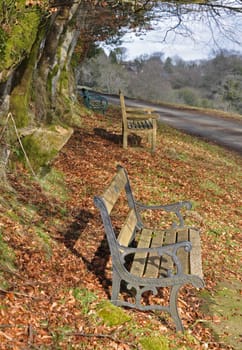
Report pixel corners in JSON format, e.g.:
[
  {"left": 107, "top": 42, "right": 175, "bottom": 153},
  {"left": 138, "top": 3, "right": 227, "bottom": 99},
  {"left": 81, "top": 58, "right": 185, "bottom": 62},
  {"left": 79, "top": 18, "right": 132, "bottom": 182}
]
[
  {"left": 104, "top": 11, "right": 242, "bottom": 62},
  {"left": 121, "top": 30, "right": 213, "bottom": 61}
]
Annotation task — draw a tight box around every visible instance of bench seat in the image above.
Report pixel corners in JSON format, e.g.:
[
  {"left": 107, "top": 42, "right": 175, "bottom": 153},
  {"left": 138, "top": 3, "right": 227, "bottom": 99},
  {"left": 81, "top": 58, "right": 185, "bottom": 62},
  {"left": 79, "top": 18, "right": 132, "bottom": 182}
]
[{"left": 130, "top": 227, "right": 203, "bottom": 279}]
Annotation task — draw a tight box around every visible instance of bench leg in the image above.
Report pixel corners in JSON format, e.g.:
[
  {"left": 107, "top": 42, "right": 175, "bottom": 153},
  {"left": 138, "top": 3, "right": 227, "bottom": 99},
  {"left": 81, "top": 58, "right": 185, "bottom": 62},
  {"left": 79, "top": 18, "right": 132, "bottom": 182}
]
[
  {"left": 111, "top": 270, "right": 121, "bottom": 304},
  {"left": 169, "top": 285, "right": 184, "bottom": 332},
  {"left": 123, "top": 130, "right": 128, "bottom": 148},
  {"left": 151, "top": 121, "right": 157, "bottom": 153}
]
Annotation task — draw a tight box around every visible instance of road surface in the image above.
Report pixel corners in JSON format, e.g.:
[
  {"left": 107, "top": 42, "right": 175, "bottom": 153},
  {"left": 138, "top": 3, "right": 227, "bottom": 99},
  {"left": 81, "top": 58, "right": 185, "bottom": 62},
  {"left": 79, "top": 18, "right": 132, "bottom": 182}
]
[{"left": 107, "top": 95, "right": 242, "bottom": 156}]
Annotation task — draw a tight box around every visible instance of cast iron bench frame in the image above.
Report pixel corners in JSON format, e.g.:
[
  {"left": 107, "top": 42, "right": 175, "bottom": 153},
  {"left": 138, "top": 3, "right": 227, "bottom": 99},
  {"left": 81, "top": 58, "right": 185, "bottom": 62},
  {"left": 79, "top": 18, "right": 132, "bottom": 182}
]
[
  {"left": 94, "top": 165, "right": 204, "bottom": 332},
  {"left": 81, "top": 88, "right": 108, "bottom": 114},
  {"left": 120, "top": 91, "right": 158, "bottom": 152}
]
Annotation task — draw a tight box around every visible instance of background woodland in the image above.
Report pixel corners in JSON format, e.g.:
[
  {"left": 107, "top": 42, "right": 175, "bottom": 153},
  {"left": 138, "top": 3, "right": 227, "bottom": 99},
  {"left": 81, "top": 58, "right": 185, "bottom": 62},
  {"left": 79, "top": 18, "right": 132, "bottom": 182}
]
[{"left": 78, "top": 49, "right": 242, "bottom": 114}]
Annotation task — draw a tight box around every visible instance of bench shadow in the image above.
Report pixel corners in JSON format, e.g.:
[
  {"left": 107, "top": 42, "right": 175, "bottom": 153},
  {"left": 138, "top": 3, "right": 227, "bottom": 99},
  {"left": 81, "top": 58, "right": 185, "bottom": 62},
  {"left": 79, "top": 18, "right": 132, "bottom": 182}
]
[
  {"left": 62, "top": 209, "right": 111, "bottom": 298},
  {"left": 94, "top": 127, "right": 142, "bottom": 146}
]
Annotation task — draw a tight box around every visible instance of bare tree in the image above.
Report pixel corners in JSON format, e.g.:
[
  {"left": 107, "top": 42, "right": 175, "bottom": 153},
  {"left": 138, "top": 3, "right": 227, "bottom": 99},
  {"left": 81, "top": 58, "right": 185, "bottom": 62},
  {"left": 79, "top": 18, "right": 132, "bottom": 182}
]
[{"left": 146, "top": 1, "right": 242, "bottom": 48}]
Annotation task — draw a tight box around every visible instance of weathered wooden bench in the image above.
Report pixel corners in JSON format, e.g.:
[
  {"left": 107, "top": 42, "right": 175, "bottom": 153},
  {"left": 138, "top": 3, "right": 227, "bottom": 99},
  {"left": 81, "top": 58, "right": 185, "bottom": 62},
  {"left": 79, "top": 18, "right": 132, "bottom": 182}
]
[
  {"left": 81, "top": 88, "right": 108, "bottom": 114},
  {"left": 120, "top": 91, "right": 158, "bottom": 152},
  {"left": 94, "top": 165, "right": 204, "bottom": 332}
]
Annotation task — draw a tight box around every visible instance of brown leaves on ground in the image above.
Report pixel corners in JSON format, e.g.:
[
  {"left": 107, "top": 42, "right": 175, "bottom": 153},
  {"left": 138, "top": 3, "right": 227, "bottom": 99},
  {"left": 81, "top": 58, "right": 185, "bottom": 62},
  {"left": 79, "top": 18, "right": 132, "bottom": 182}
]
[{"left": 0, "top": 106, "right": 241, "bottom": 349}]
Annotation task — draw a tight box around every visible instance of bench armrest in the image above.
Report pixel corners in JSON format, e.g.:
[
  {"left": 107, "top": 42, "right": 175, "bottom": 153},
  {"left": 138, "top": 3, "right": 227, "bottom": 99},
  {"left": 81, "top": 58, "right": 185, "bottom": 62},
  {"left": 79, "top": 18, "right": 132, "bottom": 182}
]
[
  {"left": 126, "top": 107, "right": 155, "bottom": 113},
  {"left": 89, "top": 93, "right": 108, "bottom": 103},
  {"left": 126, "top": 109, "right": 158, "bottom": 119},
  {"left": 120, "top": 240, "right": 192, "bottom": 276},
  {"left": 135, "top": 200, "right": 192, "bottom": 228},
  {"left": 126, "top": 113, "right": 158, "bottom": 121}
]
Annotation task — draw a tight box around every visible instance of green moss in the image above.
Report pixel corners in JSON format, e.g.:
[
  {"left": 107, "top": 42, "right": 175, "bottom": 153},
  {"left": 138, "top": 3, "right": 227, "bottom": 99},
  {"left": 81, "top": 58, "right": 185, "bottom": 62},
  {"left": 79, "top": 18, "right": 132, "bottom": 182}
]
[
  {"left": 200, "top": 179, "right": 225, "bottom": 196},
  {"left": 1, "top": 3, "right": 48, "bottom": 126},
  {"left": 51, "top": 325, "right": 74, "bottom": 346},
  {"left": 17, "top": 125, "right": 73, "bottom": 171},
  {"left": 0, "top": 232, "right": 15, "bottom": 268},
  {"left": 47, "top": 64, "right": 59, "bottom": 93},
  {"left": 96, "top": 300, "right": 131, "bottom": 326},
  {"left": 10, "top": 93, "right": 30, "bottom": 127},
  {"left": 0, "top": 27, "right": 8, "bottom": 61},
  {"left": 0, "top": 232, "right": 15, "bottom": 288},
  {"left": 35, "top": 227, "right": 53, "bottom": 258},
  {"left": 72, "top": 288, "right": 97, "bottom": 314},
  {"left": 39, "top": 168, "right": 69, "bottom": 202},
  {"left": 59, "top": 68, "right": 69, "bottom": 94},
  {"left": 200, "top": 280, "right": 242, "bottom": 350},
  {"left": 5, "top": 209, "right": 21, "bottom": 223},
  {"left": 20, "top": 135, "right": 58, "bottom": 171},
  {"left": 0, "top": 2, "right": 42, "bottom": 74},
  {"left": 9, "top": 17, "right": 48, "bottom": 127},
  {"left": 139, "top": 336, "right": 169, "bottom": 350}
]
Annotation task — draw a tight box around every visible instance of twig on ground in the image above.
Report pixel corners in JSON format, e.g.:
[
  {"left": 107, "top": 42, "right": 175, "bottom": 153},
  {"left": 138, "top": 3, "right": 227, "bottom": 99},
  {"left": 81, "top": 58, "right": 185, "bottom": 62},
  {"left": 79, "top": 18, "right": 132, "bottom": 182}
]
[
  {"left": 0, "top": 287, "right": 41, "bottom": 301},
  {"left": 73, "top": 332, "right": 136, "bottom": 348},
  {"left": 0, "top": 263, "right": 26, "bottom": 280},
  {"left": 0, "top": 329, "right": 13, "bottom": 341},
  {"left": 27, "top": 324, "right": 35, "bottom": 346}
]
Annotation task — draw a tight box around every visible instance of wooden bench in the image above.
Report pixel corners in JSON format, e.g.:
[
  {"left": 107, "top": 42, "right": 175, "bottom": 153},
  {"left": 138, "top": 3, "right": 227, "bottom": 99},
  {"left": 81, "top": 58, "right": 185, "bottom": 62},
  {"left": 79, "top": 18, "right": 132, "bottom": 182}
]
[
  {"left": 81, "top": 88, "right": 108, "bottom": 114},
  {"left": 94, "top": 165, "right": 204, "bottom": 332},
  {"left": 120, "top": 91, "right": 158, "bottom": 152}
]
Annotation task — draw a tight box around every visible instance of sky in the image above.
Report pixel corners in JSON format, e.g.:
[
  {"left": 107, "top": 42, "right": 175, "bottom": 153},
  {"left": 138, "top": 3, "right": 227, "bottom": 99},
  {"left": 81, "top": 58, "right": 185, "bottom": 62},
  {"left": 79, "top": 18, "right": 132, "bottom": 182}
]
[
  {"left": 120, "top": 25, "right": 242, "bottom": 61},
  {"left": 103, "top": 4, "right": 242, "bottom": 62}
]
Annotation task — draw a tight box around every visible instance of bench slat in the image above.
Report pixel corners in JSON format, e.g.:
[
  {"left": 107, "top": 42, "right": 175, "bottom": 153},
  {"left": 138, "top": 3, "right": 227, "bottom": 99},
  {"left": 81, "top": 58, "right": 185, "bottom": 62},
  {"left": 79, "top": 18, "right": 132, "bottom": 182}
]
[
  {"left": 102, "top": 169, "right": 127, "bottom": 214},
  {"left": 130, "top": 228, "right": 153, "bottom": 277},
  {"left": 118, "top": 208, "right": 137, "bottom": 246},
  {"left": 128, "top": 119, "right": 153, "bottom": 130},
  {"left": 189, "top": 228, "right": 203, "bottom": 279},
  {"left": 160, "top": 229, "right": 177, "bottom": 276},
  {"left": 176, "top": 229, "right": 189, "bottom": 275},
  {"left": 144, "top": 230, "right": 165, "bottom": 278}
]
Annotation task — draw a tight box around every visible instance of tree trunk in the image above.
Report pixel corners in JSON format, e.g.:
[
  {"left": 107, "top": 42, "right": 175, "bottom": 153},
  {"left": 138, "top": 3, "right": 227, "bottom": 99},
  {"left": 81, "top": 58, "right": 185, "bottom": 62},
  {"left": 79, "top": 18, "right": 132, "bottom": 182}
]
[{"left": 0, "top": 1, "right": 91, "bottom": 177}]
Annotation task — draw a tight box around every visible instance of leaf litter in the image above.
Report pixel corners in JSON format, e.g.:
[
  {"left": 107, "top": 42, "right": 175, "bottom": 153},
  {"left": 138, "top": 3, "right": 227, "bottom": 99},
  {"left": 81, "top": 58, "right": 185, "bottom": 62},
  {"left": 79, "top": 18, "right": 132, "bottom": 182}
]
[{"left": 0, "top": 106, "right": 241, "bottom": 349}]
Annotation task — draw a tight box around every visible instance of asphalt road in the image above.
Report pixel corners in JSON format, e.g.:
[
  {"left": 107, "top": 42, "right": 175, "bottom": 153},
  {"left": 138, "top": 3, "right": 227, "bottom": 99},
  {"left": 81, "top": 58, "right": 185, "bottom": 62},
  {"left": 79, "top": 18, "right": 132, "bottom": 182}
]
[{"left": 107, "top": 96, "right": 242, "bottom": 156}]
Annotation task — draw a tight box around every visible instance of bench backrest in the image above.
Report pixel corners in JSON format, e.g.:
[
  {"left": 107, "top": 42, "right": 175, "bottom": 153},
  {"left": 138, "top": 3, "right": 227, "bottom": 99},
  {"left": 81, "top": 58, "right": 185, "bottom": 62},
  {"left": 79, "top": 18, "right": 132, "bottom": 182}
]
[
  {"left": 81, "top": 88, "right": 108, "bottom": 114},
  {"left": 94, "top": 166, "right": 142, "bottom": 257}
]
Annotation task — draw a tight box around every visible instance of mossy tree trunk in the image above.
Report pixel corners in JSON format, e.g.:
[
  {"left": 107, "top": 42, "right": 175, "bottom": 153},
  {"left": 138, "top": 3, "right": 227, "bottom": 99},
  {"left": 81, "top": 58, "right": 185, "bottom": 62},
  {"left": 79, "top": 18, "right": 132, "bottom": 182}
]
[
  {"left": 0, "top": 1, "right": 90, "bottom": 179},
  {"left": 10, "top": 2, "right": 89, "bottom": 125}
]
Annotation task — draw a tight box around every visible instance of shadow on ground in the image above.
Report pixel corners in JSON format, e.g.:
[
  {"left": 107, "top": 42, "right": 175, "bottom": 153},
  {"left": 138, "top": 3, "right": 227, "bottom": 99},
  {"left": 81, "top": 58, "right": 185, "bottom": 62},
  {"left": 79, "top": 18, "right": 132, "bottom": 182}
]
[
  {"left": 94, "top": 127, "right": 142, "bottom": 146},
  {"left": 200, "top": 279, "right": 242, "bottom": 349},
  {"left": 63, "top": 209, "right": 112, "bottom": 297}
]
